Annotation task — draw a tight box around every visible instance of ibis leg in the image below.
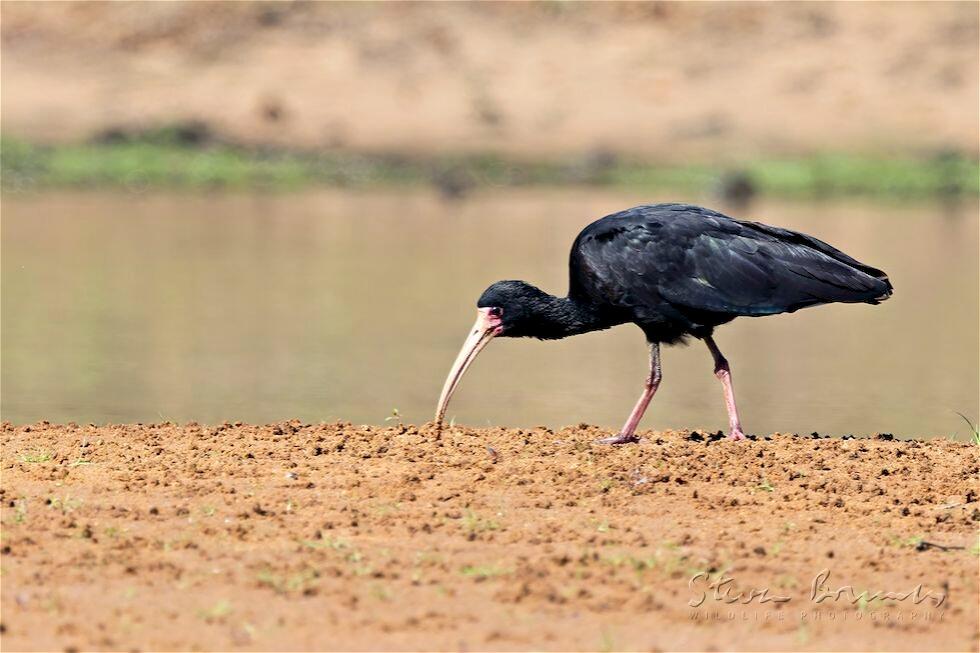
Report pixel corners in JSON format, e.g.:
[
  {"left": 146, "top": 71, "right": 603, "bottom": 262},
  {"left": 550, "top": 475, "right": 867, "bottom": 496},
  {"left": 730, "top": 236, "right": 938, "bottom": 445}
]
[
  {"left": 704, "top": 336, "right": 746, "bottom": 441},
  {"left": 598, "top": 342, "right": 661, "bottom": 445}
]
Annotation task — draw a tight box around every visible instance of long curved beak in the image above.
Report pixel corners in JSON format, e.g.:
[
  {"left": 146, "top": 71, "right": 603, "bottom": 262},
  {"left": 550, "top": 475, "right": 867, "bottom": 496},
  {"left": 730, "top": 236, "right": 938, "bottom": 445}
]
[{"left": 435, "top": 308, "right": 502, "bottom": 431}]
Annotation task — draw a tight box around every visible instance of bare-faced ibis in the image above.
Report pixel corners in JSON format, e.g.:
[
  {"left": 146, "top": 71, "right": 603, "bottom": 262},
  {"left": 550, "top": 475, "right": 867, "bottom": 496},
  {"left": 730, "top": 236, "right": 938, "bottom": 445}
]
[{"left": 435, "top": 204, "right": 892, "bottom": 443}]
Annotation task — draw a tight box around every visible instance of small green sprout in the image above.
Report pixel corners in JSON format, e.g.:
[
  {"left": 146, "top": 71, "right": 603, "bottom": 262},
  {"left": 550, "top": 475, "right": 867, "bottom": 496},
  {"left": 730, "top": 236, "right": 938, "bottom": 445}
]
[
  {"left": 13, "top": 499, "right": 28, "bottom": 523},
  {"left": 302, "top": 536, "right": 349, "bottom": 551},
  {"left": 369, "top": 583, "right": 392, "bottom": 601},
  {"left": 47, "top": 495, "right": 82, "bottom": 514},
  {"left": 21, "top": 449, "right": 52, "bottom": 464},
  {"left": 198, "top": 600, "right": 232, "bottom": 621},
  {"left": 894, "top": 535, "right": 924, "bottom": 549},
  {"left": 460, "top": 564, "right": 510, "bottom": 579},
  {"left": 256, "top": 569, "right": 318, "bottom": 594},
  {"left": 795, "top": 619, "right": 810, "bottom": 646},
  {"left": 599, "top": 627, "right": 617, "bottom": 653},
  {"left": 954, "top": 412, "right": 979, "bottom": 445},
  {"left": 461, "top": 510, "right": 499, "bottom": 534}
]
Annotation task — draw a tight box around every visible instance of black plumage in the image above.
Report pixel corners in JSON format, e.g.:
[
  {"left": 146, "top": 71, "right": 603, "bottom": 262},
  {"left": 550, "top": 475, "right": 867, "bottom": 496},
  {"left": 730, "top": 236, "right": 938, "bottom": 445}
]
[
  {"left": 567, "top": 203, "right": 892, "bottom": 343},
  {"left": 437, "top": 203, "right": 892, "bottom": 442}
]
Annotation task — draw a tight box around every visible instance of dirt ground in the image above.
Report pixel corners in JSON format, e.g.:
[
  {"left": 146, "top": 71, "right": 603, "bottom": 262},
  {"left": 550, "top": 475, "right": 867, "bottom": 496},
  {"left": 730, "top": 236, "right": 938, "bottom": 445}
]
[
  {"left": 1, "top": 421, "right": 977, "bottom": 652},
  {"left": 2, "top": 2, "right": 977, "bottom": 160}
]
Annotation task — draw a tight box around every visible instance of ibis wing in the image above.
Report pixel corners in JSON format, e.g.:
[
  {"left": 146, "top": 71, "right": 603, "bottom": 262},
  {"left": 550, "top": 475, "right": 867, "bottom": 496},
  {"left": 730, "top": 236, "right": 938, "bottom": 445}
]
[
  {"left": 570, "top": 205, "right": 892, "bottom": 321},
  {"left": 735, "top": 219, "right": 890, "bottom": 282},
  {"left": 661, "top": 226, "right": 891, "bottom": 316}
]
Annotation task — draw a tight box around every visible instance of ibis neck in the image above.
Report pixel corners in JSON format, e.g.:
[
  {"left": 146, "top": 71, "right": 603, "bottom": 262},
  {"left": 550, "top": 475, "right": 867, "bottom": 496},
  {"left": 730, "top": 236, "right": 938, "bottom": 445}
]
[{"left": 521, "top": 293, "right": 619, "bottom": 340}]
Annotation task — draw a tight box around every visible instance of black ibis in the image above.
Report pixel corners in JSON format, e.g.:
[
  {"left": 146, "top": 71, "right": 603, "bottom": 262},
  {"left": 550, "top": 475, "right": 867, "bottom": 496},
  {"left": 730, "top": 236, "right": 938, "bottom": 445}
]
[{"left": 435, "top": 203, "right": 892, "bottom": 443}]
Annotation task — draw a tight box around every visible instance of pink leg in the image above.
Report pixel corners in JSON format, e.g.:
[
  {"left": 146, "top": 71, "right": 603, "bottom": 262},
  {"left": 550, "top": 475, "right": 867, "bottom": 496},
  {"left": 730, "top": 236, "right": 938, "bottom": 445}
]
[
  {"left": 704, "top": 336, "right": 746, "bottom": 441},
  {"left": 598, "top": 342, "right": 661, "bottom": 445}
]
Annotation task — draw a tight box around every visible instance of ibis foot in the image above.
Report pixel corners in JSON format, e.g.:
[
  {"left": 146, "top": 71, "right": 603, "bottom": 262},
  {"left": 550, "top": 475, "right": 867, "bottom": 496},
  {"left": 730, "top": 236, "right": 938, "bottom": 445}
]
[
  {"left": 596, "top": 433, "right": 640, "bottom": 446},
  {"left": 728, "top": 428, "right": 746, "bottom": 441}
]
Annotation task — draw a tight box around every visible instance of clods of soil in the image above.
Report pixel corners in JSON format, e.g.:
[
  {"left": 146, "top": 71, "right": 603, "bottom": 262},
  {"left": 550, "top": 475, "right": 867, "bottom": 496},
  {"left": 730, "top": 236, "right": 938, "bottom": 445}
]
[{"left": 1, "top": 422, "right": 977, "bottom": 651}]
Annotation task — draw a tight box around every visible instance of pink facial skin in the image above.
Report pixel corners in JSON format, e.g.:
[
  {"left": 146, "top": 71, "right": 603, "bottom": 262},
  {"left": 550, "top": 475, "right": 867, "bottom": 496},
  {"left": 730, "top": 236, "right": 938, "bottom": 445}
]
[{"left": 482, "top": 307, "right": 505, "bottom": 335}]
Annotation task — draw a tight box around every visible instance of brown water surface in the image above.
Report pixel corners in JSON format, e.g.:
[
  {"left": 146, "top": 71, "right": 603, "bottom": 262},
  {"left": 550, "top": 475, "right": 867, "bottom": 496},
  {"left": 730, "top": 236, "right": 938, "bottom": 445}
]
[{"left": 2, "top": 190, "right": 977, "bottom": 439}]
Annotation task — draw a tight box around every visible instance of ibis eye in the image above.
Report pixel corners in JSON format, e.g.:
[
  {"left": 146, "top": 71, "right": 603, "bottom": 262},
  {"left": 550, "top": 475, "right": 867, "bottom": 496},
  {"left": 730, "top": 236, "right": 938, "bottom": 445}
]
[{"left": 489, "top": 307, "right": 502, "bottom": 317}]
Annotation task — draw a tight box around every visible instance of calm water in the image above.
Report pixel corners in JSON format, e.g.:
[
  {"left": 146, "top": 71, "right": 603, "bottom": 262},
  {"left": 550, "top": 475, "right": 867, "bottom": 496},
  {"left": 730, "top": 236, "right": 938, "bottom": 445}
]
[{"left": 2, "top": 190, "right": 977, "bottom": 440}]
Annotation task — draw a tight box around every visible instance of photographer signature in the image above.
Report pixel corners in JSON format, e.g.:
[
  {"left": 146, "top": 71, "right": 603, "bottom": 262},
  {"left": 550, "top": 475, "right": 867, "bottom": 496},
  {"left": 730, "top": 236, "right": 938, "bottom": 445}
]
[{"left": 688, "top": 569, "right": 946, "bottom": 607}]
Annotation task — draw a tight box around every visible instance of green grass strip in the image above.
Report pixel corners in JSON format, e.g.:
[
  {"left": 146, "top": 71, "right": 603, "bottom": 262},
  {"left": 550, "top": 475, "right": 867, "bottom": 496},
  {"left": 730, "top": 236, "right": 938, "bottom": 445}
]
[{"left": 3, "top": 136, "right": 976, "bottom": 198}]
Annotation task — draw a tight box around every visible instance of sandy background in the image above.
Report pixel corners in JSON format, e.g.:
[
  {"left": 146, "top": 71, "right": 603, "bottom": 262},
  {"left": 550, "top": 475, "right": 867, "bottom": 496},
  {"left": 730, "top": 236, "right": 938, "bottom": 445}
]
[
  {"left": 2, "top": 2, "right": 978, "bottom": 160},
  {"left": 2, "top": 422, "right": 977, "bottom": 651}
]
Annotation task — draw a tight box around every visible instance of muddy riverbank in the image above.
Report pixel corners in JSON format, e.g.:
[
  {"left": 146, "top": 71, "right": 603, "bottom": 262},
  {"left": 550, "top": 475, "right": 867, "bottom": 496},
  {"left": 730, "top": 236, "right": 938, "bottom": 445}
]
[{"left": 1, "top": 421, "right": 977, "bottom": 651}]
